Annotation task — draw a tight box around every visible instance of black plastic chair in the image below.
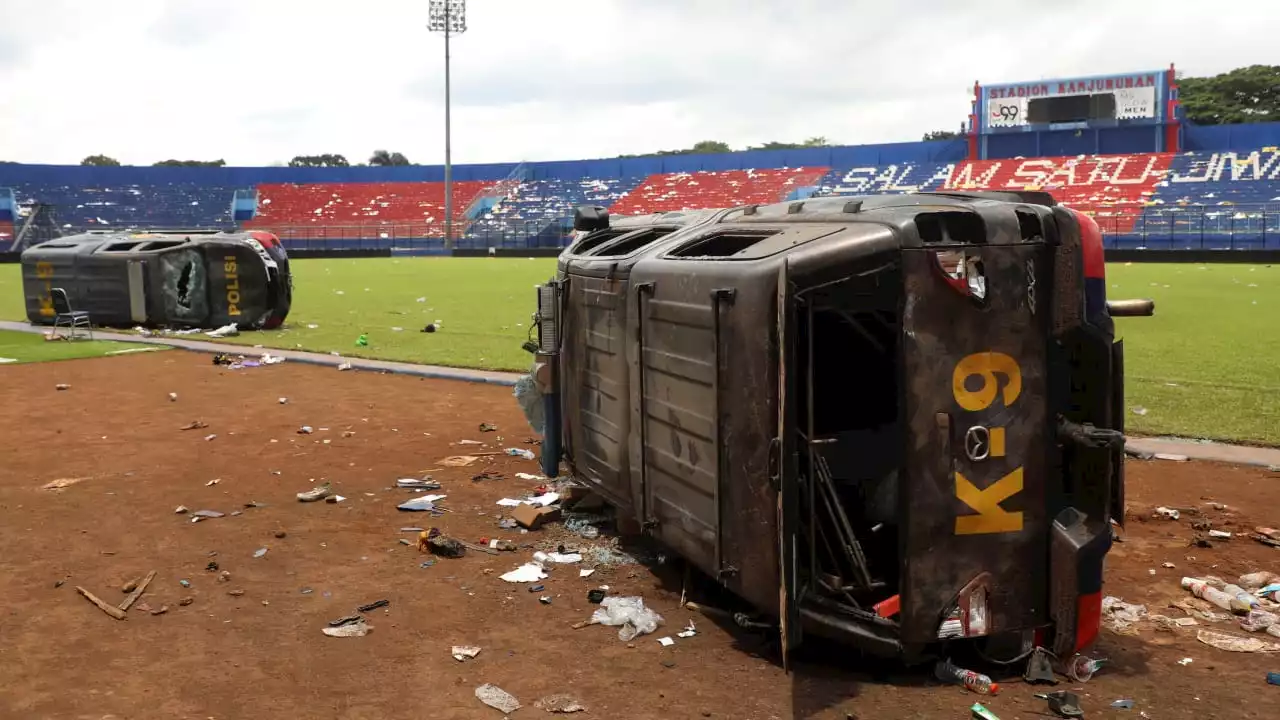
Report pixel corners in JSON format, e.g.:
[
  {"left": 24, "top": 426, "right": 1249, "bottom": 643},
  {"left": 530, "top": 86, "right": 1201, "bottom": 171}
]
[{"left": 51, "top": 288, "right": 93, "bottom": 340}]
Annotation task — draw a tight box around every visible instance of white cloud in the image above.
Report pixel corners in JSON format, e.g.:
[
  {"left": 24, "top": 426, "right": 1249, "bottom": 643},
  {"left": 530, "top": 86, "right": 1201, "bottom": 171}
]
[{"left": 0, "top": 0, "right": 1269, "bottom": 167}]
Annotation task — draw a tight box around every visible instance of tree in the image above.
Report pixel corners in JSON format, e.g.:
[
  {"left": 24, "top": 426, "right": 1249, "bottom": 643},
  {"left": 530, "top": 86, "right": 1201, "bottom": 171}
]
[
  {"left": 152, "top": 159, "right": 227, "bottom": 167},
  {"left": 922, "top": 130, "right": 962, "bottom": 141},
  {"left": 289, "top": 154, "right": 350, "bottom": 168},
  {"left": 81, "top": 154, "right": 121, "bottom": 166},
  {"left": 368, "top": 150, "right": 411, "bottom": 166},
  {"left": 1179, "top": 65, "right": 1280, "bottom": 125},
  {"left": 748, "top": 137, "right": 832, "bottom": 151}
]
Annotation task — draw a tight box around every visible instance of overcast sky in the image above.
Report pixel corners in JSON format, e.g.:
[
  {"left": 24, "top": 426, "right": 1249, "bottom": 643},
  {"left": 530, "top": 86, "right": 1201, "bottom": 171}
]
[{"left": 0, "top": 0, "right": 1267, "bottom": 167}]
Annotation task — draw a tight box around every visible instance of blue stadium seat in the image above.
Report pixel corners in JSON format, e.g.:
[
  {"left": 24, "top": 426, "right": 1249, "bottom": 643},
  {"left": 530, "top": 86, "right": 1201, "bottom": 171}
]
[{"left": 11, "top": 182, "right": 238, "bottom": 229}]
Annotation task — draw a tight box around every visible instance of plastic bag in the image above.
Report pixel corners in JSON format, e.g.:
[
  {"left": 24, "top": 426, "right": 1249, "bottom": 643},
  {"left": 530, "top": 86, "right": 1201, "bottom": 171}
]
[
  {"left": 1240, "top": 609, "right": 1278, "bottom": 633},
  {"left": 590, "top": 596, "right": 664, "bottom": 641},
  {"left": 513, "top": 373, "right": 545, "bottom": 435}
]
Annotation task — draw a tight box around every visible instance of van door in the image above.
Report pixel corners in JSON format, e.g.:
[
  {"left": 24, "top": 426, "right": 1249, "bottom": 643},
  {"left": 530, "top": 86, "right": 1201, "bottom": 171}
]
[{"left": 897, "top": 241, "right": 1051, "bottom": 643}]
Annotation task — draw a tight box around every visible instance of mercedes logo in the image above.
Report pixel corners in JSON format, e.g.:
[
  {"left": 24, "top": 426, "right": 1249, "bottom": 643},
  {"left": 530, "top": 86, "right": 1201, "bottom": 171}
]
[{"left": 964, "top": 425, "right": 991, "bottom": 462}]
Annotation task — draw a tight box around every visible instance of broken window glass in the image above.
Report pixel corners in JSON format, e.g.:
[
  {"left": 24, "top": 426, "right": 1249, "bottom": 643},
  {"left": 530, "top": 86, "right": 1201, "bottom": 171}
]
[{"left": 159, "top": 248, "right": 209, "bottom": 323}]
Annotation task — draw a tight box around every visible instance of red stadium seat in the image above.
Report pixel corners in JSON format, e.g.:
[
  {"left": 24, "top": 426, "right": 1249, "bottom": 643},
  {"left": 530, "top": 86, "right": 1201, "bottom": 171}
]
[
  {"left": 0, "top": 222, "right": 12, "bottom": 246},
  {"left": 245, "top": 181, "right": 493, "bottom": 237},
  {"left": 609, "top": 168, "right": 829, "bottom": 216},
  {"left": 942, "top": 153, "right": 1174, "bottom": 232}
]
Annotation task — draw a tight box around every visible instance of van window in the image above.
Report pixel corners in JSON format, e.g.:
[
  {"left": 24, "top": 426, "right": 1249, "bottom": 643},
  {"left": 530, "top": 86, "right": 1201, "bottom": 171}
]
[
  {"left": 158, "top": 248, "right": 209, "bottom": 322},
  {"left": 668, "top": 230, "right": 780, "bottom": 258},
  {"left": 590, "top": 228, "right": 678, "bottom": 258}
]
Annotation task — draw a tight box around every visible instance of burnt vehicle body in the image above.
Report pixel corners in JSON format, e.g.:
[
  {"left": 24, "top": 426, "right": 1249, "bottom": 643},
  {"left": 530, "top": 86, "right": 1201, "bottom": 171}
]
[
  {"left": 21, "top": 229, "right": 292, "bottom": 329},
  {"left": 532, "top": 193, "right": 1153, "bottom": 664}
]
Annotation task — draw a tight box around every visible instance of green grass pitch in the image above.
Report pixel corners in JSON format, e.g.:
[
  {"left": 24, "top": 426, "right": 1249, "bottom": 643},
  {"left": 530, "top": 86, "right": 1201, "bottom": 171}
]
[{"left": 1, "top": 258, "right": 1275, "bottom": 445}]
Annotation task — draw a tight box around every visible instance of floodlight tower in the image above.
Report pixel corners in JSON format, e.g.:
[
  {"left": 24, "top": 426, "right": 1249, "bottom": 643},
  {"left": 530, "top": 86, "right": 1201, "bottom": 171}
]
[{"left": 428, "top": 0, "right": 466, "bottom": 250}]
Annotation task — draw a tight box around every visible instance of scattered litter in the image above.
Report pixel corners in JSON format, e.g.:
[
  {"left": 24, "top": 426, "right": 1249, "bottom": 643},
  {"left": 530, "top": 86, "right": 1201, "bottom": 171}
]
[
  {"left": 479, "top": 422, "right": 498, "bottom": 432},
  {"left": 452, "top": 645, "right": 481, "bottom": 661},
  {"left": 55, "top": 383, "right": 70, "bottom": 391},
  {"left": 297, "top": 483, "right": 333, "bottom": 502},
  {"left": 174, "top": 505, "right": 188, "bottom": 514},
  {"left": 398, "top": 538, "right": 413, "bottom": 546},
  {"left": 1196, "top": 628, "right": 1280, "bottom": 652},
  {"left": 203, "top": 434, "right": 217, "bottom": 442},
  {"left": 1268, "top": 671, "right": 1280, "bottom": 686},
  {"left": 534, "top": 694, "right": 587, "bottom": 714},
  {"left": 1132, "top": 406, "right": 1148, "bottom": 416},
  {"left": 677, "top": 620, "right": 698, "bottom": 638},
  {"left": 440, "top": 455, "right": 479, "bottom": 467},
  {"left": 325, "top": 495, "right": 347, "bottom": 504},
  {"left": 357, "top": 599, "right": 389, "bottom": 613},
  {"left": 529, "top": 584, "right": 545, "bottom": 593},
  {"left": 475, "top": 684, "right": 521, "bottom": 714},
  {"left": 322, "top": 620, "right": 372, "bottom": 638},
  {"left": 1154, "top": 507, "right": 1181, "bottom": 520},
  {"left": 396, "top": 478, "right": 441, "bottom": 490},
  {"left": 532, "top": 551, "right": 582, "bottom": 564},
  {"left": 337, "top": 362, "right": 353, "bottom": 371},
  {"left": 193, "top": 509, "right": 224, "bottom": 519},
  {"left": 580, "top": 569, "right": 595, "bottom": 578},
  {"left": 587, "top": 589, "right": 606, "bottom": 604},
  {"left": 506, "top": 447, "right": 537, "bottom": 460},
  {"left": 297, "top": 426, "right": 314, "bottom": 435},
  {"left": 590, "top": 595, "right": 664, "bottom": 641},
  {"left": 1209, "top": 530, "right": 1233, "bottom": 539},
  {"left": 1178, "top": 657, "right": 1193, "bottom": 665},
  {"left": 425, "top": 534, "right": 467, "bottom": 558},
  {"left": 501, "top": 563, "right": 548, "bottom": 583},
  {"left": 515, "top": 472, "right": 543, "bottom": 481},
  {"left": 206, "top": 324, "right": 239, "bottom": 338},
  {"left": 397, "top": 494, "right": 446, "bottom": 512},
  {"left": 1101, "top": 596, "right": 1147, "bottom": 635},
  {"left": 1154, "top": 453, "right": 1190, "bottom": 462},
  {"left": 971, "top": 703, "right": 1000, "bottom": 720},
  {"left": 457, "top": 439, "right": 483, "bottom": 446},
  {"left": 540, "top": 596, "right": 552, "bottom": 604},
  {"left": 41, "top": 477, "right": 89, "bottom": 491},
  {"left": 657, "top": 636, "right": 675, "bottom": 647},
  {"left": 180, "top": 420, "right": 209, "bottom": 431},
  {"left": 253, "top": 547, "right": 268, "bottom": 558},
  {"left": 168, "top": 392, "right": 178, "bottom": 402},
  {"left": 1035, "top": 691, "right": 1083, "bottom": 718}
]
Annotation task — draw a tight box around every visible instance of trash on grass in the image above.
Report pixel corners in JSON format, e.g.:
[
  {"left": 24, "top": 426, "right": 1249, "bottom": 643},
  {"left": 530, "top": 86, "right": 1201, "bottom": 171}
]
[
  {"left": 501, "top": 563, "right": 548, "bottom": 583},
  {"left": 590, "top": 596, "right": 664, "bottom": 641},
  {"left": 475, "top": 684, "right": 521, "bottom": 714},
  {"left": 534, "top": 694, "right": 586, "bottom": 713},
  {"left": 397, "top": 494, "right": 446, "bottom": 512},
  {"left": 322, "top": 620, "right": 372, "bottom": 638},
  {"left": 452, "top": 645, "right": 481, "bottom": 661},
  {"left": 1197, "top": 628, "right": 1280, "bottom": 652},
  {"left": 297, "top": 483, "right": 333, "bottom": 502}
]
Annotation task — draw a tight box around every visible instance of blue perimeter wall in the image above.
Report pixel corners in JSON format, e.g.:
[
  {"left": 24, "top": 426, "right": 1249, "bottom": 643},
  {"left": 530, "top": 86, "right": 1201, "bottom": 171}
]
[{"left": 0, "top": 122, "right": 1277, "bottom": 187}]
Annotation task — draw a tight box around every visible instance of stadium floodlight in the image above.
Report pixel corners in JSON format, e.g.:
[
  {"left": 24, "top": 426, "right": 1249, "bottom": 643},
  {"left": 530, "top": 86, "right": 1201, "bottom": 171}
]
[{"left": 428, "top": 0, "right": 467, "bottom": 250}]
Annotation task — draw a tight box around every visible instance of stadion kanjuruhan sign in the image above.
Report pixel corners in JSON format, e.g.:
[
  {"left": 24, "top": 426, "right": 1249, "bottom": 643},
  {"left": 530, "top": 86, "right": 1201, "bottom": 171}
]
[{"left": 980, "top": 70, "right": 1169, "bottom": 130}]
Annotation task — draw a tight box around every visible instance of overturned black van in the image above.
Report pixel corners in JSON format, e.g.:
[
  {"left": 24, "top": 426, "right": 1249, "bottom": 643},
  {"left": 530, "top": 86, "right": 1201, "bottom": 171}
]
[
  {"left": 20, "top": 229, "right": 292, "bottom": 330},
  {"left": 531, "top": 193, "right": 1154, "bottom": 666}
]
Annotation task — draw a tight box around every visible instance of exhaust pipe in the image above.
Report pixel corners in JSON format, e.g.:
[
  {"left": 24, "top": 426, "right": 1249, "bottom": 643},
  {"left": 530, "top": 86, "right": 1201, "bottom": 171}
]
[{"left": 1106, "top": 299, "right": 1154, "bottom": 317}]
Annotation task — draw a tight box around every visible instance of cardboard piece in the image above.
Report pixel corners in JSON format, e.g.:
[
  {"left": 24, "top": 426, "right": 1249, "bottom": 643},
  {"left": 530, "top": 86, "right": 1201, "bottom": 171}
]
[{"left": 512, "top": 503, "right": 561, "bottom": 530}]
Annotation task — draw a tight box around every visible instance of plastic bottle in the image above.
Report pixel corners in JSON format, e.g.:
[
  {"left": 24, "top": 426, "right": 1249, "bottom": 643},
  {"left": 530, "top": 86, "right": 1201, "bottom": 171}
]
[
  {"left": 1222, "top": 583, "right": 1262, "bottom": 612},
  {"left": 1183, "top": 577, "right": 1242, "bottom": 613},
  {"left": 1064, "top": 653, "right": 1106, "bottom": 682},
  {"left": 934, "top": 659, "right": 999, "bottom": 695}
]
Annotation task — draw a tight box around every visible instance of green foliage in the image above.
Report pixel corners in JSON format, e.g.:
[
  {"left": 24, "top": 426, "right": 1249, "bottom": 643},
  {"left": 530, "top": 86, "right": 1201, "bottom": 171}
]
[
  {"left": 289, "top": 154, "right": 350, "bottom": 168},
  {"left": 1179, "top": 65, "right": 1280, "bottom": 125},
  {"left": 81, "top": 155, "right": 122, "bottom": 166},
  {"left": 922, "top": 130, "right": 962, "bottom": 141},
  {"left": 368, "top": 150, "right": 412, "bottom": 166},
  {"left": 152, "top": 159, "right": 227, "bottom": 167},
  {"left": 619, "top": 137, "right": 831, "bottom": 158}
]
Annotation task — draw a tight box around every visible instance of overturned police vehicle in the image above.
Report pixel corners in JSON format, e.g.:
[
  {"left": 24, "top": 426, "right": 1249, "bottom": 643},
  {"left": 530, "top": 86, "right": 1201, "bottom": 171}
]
[
  {"left": 527, "top": 192, "right": 1154, "bottom": 666},
  {"left": 20, "top": 229, "right": 292, "bottom": 330}
]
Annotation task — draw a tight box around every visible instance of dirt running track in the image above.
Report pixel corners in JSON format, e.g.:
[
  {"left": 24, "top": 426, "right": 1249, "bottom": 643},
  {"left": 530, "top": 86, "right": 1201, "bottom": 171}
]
[{"left": 1, "top": 351, "right": 1278, "bottom": 720}]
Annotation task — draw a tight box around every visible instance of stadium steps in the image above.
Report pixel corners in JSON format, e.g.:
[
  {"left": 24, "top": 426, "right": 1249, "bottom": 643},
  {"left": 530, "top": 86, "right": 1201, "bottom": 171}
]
[
  {"left": 461, "top": 175, "right": 647, "bottom": 248},
  {"left": 607, "top": 167, "right": 830, "bottom": 215}
]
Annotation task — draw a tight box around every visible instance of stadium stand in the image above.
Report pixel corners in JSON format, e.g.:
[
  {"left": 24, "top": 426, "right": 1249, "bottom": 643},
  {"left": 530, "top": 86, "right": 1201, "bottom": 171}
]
[
  {"left": 607, "top": 167, "right": 829, "bottom": 215},
  {"left": 0, "top": 222, "right": 12, "bottom": 245},
  {"left": 6, "top": 182, "right": 237, "bottom": 228},
  {"left": 245, "top": 180, "right": 493, "bottom": 239},
  {"left": 2, "top": 142, "right": 1279, "bottom": 252}
]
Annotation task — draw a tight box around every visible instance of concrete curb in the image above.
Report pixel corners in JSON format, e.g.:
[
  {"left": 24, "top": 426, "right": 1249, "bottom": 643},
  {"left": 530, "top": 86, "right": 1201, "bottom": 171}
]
[{"left": 0, "top": 321, "right": 523, "bottom": 387}]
